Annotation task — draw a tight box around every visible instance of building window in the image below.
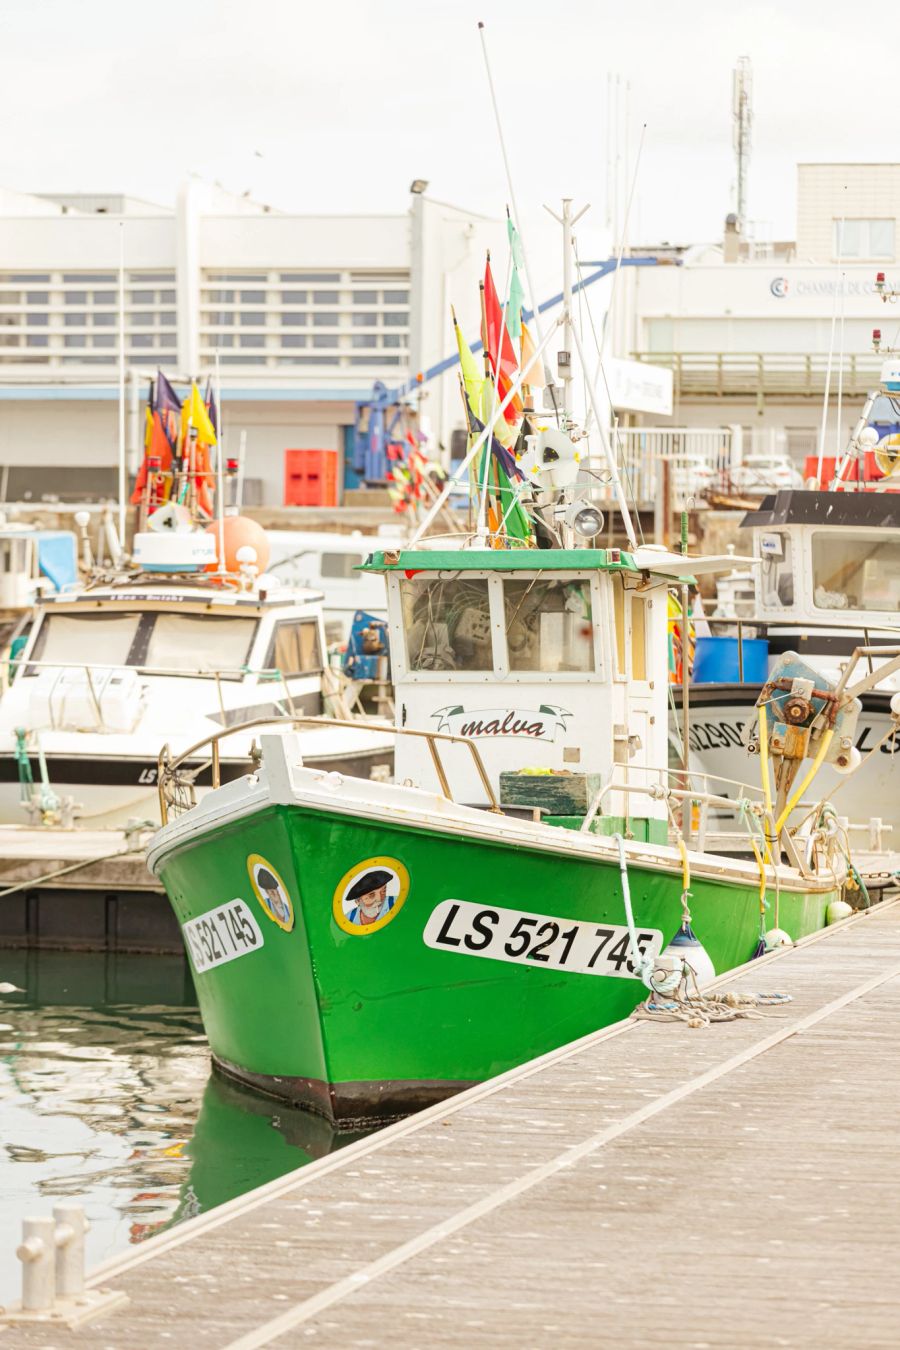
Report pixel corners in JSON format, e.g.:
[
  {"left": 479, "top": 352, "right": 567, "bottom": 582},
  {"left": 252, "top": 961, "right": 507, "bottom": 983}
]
[
  {"left": 834, "top": 219, "right": 895, "bottom": 260},
  {"left": 200, "top": 267, "right": 410, "bottom": 371}
]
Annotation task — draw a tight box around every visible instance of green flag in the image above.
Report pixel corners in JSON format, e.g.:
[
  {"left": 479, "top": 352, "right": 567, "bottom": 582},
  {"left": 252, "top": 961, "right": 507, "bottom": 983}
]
[{"left": 506, "top": 218, "right": 525, "bottom": 340}]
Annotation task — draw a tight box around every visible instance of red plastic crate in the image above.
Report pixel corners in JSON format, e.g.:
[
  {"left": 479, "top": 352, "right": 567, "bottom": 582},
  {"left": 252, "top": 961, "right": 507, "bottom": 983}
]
[
  {"left": 802, "top": 452, "right": 889, "bottom": 489},
  {"left": 284, "top": 449, "right": 338, "bottom": 507}
]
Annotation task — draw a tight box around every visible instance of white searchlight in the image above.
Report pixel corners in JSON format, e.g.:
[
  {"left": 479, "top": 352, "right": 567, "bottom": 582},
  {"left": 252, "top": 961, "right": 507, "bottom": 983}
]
[{"left": 565, "top": 502, "right": 604, "bottom": 539}]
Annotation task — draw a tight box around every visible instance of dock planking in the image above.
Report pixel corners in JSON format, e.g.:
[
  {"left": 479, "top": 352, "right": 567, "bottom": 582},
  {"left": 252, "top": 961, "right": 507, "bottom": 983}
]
[{"left": 8, "top": 900, "right": 900, "bottom": 1348}]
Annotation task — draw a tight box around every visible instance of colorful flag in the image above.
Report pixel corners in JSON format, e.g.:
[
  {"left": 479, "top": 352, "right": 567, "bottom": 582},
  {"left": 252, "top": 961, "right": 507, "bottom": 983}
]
[
  {"left": 453, "top": 310, "right": 486, "bottom": 420},
  {"left": 182, "top": 381, "right": 217, "bottom": 446},
  {"left": 154, "top": 370, "right": 182, "bottom": 451},
  {"left": 204, "top": 375, "right": 219, "bottom": 438},
  {"left": 506, "top": 218, "right": 525, "bottom": 340},
  {"left": 520, "top": 320, "right": 546, "bottom": 389},
  {"left": 483, "top": 258, "right": 522, "bottom": 425}
]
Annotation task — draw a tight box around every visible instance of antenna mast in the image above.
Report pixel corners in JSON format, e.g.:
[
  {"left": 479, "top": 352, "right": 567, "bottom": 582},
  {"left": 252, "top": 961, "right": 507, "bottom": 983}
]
[{"left": 732, "top": 56, "right": 753, "bottom": 228}]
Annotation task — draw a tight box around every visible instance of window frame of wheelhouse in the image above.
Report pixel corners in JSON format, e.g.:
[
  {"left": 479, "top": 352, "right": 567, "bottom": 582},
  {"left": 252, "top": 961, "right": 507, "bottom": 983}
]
[
  {"left": 382, "top": 559, "right": 669, "bottom": 819},
  {"left": 17, "top": 594, "right": 329, "bottom": 721},
  {"left": 744, "top": 492, "right": 900, "bottom": 629}
]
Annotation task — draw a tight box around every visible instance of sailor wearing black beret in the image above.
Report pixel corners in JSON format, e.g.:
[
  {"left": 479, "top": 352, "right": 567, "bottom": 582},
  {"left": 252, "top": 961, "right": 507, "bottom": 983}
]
[{"left": 346, "top": 869, "right": 396, "bottom": 926}]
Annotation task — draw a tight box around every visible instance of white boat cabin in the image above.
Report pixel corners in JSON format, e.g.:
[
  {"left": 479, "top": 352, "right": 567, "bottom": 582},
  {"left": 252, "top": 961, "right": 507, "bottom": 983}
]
[
  {"left": 365, "top": 545, "right": 692, "bottom": 841},
  {"left": 0, "top": 576, "right": 391, "bottom": 826},
  {"left": 743, "top": 490, "right": 900, "bottom": 633}
]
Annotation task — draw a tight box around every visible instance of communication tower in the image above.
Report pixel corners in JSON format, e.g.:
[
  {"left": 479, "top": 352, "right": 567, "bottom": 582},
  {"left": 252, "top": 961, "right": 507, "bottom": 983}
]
[{"left": 732, "top": 56, "right": 753, "bottom": 228}]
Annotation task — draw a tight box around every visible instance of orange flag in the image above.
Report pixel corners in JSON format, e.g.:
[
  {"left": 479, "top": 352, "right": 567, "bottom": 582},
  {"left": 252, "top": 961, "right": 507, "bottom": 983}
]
[{"left": 520, "top": 319, "right": 545, "bottom": 389}]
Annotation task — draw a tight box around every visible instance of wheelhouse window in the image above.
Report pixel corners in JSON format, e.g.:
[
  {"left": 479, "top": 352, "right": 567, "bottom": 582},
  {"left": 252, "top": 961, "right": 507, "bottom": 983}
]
[
  {"left": 141, "top": 614, "right": 258, "bottom": 674},
  {"left": 28, "top": 612, "right": 142, "bottom": 668},
  {"left": 267, "top": 620, "right": 323, "bottom": 676},
  {"left": 400, "top": 577, "right": 492, "bottom": 672},
  {"left": 26, "top": 610, "right": 258, "bottom": 677},
  {"left": 320, "top": 552, "right": 364, "bottom": 579},
  {"left": 760, "top": 533, "right": 794, "bottom": 608},
  {"left": 631, "top": 594, "right": 647, "bottom": 681},
  {"left": 503, "top": 578, "right": 594, "bottom": 672},
  {"left": 812, "top": 533, "right": 900, "bottom": 612}
]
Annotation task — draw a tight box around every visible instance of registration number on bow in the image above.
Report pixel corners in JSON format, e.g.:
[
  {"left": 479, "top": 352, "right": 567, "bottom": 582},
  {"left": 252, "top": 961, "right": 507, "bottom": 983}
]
[
  {"left": 183, "top": 899, "right": 264, "bottom": 974},
  {"left": 423, "top": 899, "right": 662, "bottom": 979}
]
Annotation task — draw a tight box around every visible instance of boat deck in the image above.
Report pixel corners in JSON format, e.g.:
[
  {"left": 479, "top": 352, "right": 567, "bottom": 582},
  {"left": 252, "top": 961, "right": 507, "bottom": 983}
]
[{"left": 8, "top": 899, "right": 900, "bottom": 1347}]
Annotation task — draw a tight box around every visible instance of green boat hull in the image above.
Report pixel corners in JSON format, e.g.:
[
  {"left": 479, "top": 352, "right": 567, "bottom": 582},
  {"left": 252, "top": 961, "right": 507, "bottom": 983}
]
[{"left": 154, "top": 797, "right": 840, "bottom": 1127}]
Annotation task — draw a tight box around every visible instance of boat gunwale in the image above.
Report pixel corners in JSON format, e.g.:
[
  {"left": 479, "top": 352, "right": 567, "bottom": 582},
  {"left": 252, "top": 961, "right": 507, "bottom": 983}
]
[{"left": 145, "top": 764, "right": 842, "bottom": 896}]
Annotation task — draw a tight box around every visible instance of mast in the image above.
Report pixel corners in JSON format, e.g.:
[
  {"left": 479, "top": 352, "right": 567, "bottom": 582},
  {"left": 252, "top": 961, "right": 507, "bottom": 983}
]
[
  {"left": 548, "top": 198, "right": 639, "bottom": 551},
  {"left": 561, "top": 198, "right": 575, "bottom": 418}
]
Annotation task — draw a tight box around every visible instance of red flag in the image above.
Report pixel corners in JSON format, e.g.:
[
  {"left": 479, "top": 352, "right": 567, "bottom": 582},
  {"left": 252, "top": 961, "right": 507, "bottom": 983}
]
[
  {"left": 482, "top": 258, "right": 522, "bottom": 424},
  {"left": 130, "top": 412, "right": 174, "bottom": 505}
]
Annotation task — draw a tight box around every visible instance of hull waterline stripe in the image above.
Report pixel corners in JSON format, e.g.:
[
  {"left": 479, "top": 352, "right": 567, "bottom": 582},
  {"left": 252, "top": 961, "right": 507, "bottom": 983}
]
[{"left": 227, "top": 945, "right": 900, "bottom": 1348}]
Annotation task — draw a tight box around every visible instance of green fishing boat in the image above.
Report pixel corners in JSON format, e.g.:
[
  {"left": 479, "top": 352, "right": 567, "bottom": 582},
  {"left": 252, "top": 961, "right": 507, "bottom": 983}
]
[
  {"left": 148, "top": 536, "right": 851, "bottom": 1125},
  {"left": 147, "top": 207, "right": 854, "bottom": 1126}
]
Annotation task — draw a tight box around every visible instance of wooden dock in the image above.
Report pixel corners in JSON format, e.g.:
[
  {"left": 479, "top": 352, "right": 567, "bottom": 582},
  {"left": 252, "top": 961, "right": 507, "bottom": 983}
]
[{"left": 8, "top": 899, "right": 900, "bottom": 1347}]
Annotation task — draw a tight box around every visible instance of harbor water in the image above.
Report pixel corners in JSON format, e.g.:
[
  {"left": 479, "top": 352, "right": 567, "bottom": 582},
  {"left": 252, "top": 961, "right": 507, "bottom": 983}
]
[{"left": 0, "top": 950, "right": 362, "bottom": 1306}]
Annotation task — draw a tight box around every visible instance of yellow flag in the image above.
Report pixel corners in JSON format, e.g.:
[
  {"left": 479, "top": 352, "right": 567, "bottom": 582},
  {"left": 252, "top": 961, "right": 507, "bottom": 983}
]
[
  {"left": 520, "top": 320, "right": 545, "bottom": 389},
  {"left": 454, "top": 312, "right": 487, "bottom": 421},
  {"left": 182, "top": 382, "right": 217, "bottom": 446}
]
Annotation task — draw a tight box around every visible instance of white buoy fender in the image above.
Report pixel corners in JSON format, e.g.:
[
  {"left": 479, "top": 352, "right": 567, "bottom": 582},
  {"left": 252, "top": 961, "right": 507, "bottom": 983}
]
[
  {"left": 663, "top": 923, "right": 716, "bottom": 987},
  {"left": 764, "top": 927, "right": 793, "bottom": 950},
  {"left": 826, "top": 899, "right": 854, "bottom": 925}
]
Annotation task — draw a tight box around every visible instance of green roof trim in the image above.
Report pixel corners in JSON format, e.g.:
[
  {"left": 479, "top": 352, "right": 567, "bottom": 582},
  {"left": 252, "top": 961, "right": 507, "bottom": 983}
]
[{"left": 359, "top": 548, "right": 641, "bottom": 574}]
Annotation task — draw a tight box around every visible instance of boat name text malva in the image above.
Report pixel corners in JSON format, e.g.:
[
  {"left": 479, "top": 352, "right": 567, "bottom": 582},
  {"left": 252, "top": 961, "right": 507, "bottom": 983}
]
[{"left": 432, "top": 704, "right": 572, "bottom": 740}]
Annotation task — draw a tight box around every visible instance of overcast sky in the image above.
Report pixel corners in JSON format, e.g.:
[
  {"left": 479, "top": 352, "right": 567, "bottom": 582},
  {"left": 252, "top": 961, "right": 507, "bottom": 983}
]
[{"left": 3, "top": 0, "right": 897, "bottom": 246}]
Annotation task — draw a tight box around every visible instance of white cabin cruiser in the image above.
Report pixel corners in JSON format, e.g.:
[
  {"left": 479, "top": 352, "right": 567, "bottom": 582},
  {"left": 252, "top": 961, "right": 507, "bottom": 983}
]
[
  {"left": 674, "top": 487, "right": 900, "bottom": 834},
  {"left": 0, "top": 566, "right": 393, "bottom": 829}
]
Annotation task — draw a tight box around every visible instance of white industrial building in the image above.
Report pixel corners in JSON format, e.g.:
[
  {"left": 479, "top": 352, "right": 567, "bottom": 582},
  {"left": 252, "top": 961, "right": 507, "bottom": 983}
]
[
  {"left": 625, "top": 163, "right": 900, "bottom": 467},
  {"left": 5, "top": 161, "right": 900, "bottom": 507},
  {"left": 0, "top": 181, "right": 626, "bottom": 507}
]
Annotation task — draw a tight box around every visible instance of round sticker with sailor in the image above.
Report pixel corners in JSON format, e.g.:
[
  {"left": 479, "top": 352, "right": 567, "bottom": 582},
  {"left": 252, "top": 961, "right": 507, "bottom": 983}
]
[
  {"left": 333, "top": 857, "right": 409, "bottom": 936},
  {"left": 247, "top": 854, "right": 294, "bottom": 932}
]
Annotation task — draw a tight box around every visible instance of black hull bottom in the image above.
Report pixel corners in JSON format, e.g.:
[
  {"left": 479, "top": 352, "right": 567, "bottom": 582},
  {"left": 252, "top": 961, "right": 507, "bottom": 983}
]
[{"left": 212, "top": 1053, "right": 476, "bottom": 1129}]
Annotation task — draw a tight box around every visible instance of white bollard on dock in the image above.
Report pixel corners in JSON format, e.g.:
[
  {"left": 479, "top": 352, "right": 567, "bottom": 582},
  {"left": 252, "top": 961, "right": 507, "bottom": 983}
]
[
  {"left": 54, "top": 1203, "right": 88, "bottom": 1298},
  {"left": 2, "top": 1204, "right": 128, "bottom": 1328},
  {"left": 17, "top": 1216, "right": 56, "bottom": 1312}
]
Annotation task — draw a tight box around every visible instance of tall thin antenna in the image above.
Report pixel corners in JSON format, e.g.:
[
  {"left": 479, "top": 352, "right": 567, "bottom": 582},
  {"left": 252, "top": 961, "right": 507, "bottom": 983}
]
[
  {"left": 117, "top": 222, "right": 127, "bottom": 547},
  {"left": 477, "top": 22, "right": 546, "bottom": 348},
  {"left": 732, "top": 56, "right": 753, "bottom": 227}
]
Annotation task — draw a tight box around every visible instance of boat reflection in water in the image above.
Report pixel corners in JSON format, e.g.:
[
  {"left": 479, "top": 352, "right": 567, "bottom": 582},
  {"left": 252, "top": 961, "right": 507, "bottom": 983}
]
[{"left": 0, "top": 951, "right": 361, "bottom": 1302}]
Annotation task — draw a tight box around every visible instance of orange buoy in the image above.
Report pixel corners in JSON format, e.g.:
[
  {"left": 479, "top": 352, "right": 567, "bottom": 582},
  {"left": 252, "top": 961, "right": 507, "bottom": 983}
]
[{"left": 204, "top": 516, "right": 271, "bottom": 575}]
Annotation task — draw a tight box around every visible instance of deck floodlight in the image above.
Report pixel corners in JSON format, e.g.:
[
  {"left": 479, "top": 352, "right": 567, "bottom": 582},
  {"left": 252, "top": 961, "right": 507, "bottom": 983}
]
[
  {"left": 409, "top": 179, "right": 429, "bottom": 195},
  {"left": 565, "top": 502, "right": 604, "bottom": 538}
]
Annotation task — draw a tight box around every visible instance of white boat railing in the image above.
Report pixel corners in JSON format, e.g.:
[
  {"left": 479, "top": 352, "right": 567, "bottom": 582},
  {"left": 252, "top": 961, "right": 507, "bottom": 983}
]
[{"left": 156, "top": 714, "right": 499, "bottom": 824}]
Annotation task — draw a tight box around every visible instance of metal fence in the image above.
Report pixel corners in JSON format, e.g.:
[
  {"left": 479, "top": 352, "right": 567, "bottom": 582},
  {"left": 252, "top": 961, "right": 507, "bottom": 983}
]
[
  {"left": 588, "top": 424, "right": 818, "bottom": 512},
  {"left": 632, "top": 351, "right": 884, "bottom": 402}
]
